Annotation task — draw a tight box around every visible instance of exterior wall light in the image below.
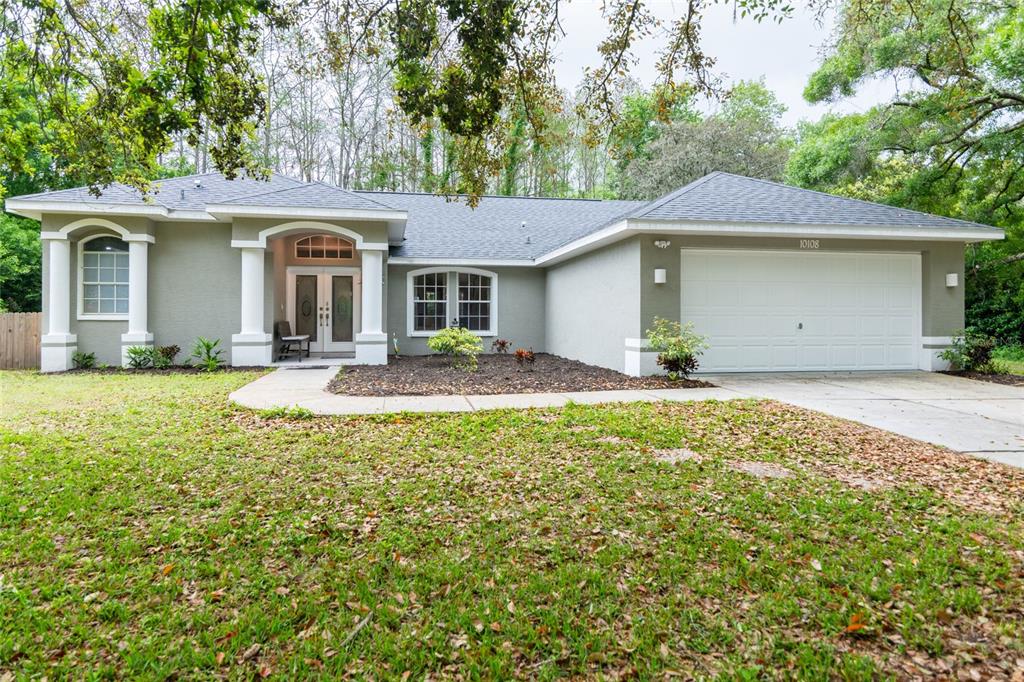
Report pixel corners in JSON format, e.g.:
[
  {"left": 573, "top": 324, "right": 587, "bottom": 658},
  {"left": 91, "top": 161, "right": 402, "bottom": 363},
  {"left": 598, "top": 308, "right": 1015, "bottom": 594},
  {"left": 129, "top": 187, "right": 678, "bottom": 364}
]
[
  {"left": 945, "top": 273, "right": 959, "bottom": 288},
  {"left": 654, "top": 268, "right": 667, "bottom": 284},
  {"left": 654, "top": 240, "right": 672, "bottom": 249}
]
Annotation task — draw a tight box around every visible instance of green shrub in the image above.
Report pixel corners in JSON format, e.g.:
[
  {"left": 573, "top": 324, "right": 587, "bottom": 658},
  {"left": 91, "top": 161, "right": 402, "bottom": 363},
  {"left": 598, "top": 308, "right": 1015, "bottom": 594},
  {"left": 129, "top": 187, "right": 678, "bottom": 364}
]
[
  {"left": 190, "top": 337, "right": 224, "bottom": 372},
  {"left": 646, "top": 317, "right": 709, "bottom": 380},
  {"left": 125, "top": 345, "right": 154, "bottom": 369},
  {"left": 71, "top": 351, "right": 96, "bottom": 370},
  {"left": 993, "top": 344, "right": 1024, "bottom": 362},
  {"left": 940, "top": 331, "right": 997, "bottom": 372},
  {"left": 427, "top": 327, "right": 483, "bottom": 370}
]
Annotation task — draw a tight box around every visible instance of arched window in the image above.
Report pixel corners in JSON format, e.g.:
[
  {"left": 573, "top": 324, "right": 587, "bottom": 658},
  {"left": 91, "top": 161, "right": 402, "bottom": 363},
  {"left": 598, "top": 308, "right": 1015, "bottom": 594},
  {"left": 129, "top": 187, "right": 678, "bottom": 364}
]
[
  {"left": 80, "top": 235, "right": 129, "bottom": 317},
  {"left": 408, "top": 268, "right": 496, "bottom": 336},
  {"left": 295, "top": 234, "right": 353, "bottom": 260}
]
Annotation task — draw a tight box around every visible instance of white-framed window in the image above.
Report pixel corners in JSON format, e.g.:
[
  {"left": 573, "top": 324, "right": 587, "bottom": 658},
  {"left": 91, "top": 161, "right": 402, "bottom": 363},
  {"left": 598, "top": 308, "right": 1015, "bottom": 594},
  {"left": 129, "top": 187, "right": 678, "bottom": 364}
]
[
  {"left": 412, "top": 271, "right": 448, "bottom": 332},
  {"left": 295, "top": 234, "right": 354, "bottom": 260},
  {"left": 407, "top": 267, "right": 497, "bottom": 336},
  {"left": 79, "top": 235, "right": 129, "bottom": 319}
]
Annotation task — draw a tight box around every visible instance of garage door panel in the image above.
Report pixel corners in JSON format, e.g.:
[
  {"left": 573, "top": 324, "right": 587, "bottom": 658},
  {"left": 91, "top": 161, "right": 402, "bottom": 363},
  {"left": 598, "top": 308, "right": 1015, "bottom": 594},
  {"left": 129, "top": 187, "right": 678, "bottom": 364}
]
[{"left": 681, "top": 249, "right": 920, "bottom": 372}]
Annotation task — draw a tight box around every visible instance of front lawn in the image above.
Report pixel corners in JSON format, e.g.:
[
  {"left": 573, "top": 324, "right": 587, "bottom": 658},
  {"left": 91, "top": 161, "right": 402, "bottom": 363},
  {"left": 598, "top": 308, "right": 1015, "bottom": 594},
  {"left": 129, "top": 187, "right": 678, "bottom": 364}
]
[{"left": 2, "top": 371, "right": 1023, "bottom": 679}]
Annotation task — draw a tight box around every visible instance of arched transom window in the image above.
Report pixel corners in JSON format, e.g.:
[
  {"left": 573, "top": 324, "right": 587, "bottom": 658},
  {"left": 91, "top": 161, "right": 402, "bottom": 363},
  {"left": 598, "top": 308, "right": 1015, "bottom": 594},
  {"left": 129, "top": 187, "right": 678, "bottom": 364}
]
[
  {"left": 295, "top": 234, "right": 353, "bottom": 260},
  {"left": 80, "top": 235, "right": 129, "bottom": 317}
]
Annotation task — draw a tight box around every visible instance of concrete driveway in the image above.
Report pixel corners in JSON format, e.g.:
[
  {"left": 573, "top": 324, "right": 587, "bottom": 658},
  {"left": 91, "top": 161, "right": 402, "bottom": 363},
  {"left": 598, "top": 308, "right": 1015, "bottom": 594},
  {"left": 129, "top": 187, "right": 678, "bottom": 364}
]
[{"left": 705, "top": 371, "right": 1024, "bottom": 468}]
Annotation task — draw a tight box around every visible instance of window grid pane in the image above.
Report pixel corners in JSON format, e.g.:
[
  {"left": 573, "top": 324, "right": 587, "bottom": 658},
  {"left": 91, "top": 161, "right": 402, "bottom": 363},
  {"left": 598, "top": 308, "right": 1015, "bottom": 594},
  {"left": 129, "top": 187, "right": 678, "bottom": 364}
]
[
  {"left": 458, "top": 273, "right": 492, "bottom": 331},
  {"left": 413, "top": 273, "right": 447, "bottom": 332},
  {"left": 294, "top": 235, "right": 354, "bottom": 260},
  {"left": 82, "top": 240, "right": 129, "bottom": 315}
]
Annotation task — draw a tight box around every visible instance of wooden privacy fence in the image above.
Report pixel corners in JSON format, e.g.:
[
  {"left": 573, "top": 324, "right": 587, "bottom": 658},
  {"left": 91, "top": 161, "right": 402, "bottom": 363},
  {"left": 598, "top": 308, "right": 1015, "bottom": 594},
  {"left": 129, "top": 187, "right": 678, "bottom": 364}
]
[{"left": 0, "top": 312, "right": 41, "bottom": 369}]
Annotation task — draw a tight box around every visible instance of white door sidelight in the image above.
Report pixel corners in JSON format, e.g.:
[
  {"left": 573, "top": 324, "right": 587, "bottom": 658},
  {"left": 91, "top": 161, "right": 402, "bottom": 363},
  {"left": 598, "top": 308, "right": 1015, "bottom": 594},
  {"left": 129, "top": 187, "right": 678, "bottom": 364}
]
[{"left": 680, "top": 249, "right": 921, "bottom": 372}]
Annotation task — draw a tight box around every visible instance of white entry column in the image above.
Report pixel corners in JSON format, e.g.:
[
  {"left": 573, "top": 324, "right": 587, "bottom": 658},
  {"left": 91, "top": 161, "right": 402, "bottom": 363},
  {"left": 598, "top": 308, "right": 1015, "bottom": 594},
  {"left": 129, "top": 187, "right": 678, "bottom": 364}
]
[
  {"left": 231, "top": 246, "right": 273, "bottom": 366},
  {"left": 120, "top": 239, "right": 154, "bottom": 366},
  {"left": 40, "top": 237, "right": 77, "bottom": 372},
  {"left": 355, "top": 247, "right": 387, "bottom": 364}
]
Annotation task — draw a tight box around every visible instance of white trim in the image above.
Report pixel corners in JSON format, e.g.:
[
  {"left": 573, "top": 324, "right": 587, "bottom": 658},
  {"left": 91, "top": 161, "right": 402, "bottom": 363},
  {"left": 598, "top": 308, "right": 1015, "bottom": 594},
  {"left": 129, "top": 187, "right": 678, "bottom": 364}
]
[
  {"left": 285, "top": 266, "right": 362, "bottom": 353},
  {"left": 230, "top": 220, "right": 390, "bottom": 250},
  {"left": 42, "top": 217, "right": 156, "bottom": 244},
  {"left": 389, "top": 257, "right": 532, "bottom": 267},
  {"left": 406, "top": 267, "right": 498, "bottom": 338},
  {"left": 76, "top": 233, "right": 130, "bottom": 322},
  {"left": 679, "top": 247, "right": 923, "bottom": 373},
  {"left": 536, "top": 218, "right": 1004, "bottom": 266},
  {"left": 5, "top": 199, "right": 168, "bottom": 221},
  {"left": 40, "top": 333, "right": 77, "bottom": 373},
  {"left": 208, "top": 203, "right": 406, "bottom": 223}
]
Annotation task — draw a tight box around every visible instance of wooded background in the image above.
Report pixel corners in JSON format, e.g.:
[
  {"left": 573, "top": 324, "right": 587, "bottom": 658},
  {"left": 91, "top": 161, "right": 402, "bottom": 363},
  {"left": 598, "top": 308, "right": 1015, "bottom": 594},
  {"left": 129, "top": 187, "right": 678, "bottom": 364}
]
[{"left": 0, "top": 1, "right": 1020, "bottom": 344}]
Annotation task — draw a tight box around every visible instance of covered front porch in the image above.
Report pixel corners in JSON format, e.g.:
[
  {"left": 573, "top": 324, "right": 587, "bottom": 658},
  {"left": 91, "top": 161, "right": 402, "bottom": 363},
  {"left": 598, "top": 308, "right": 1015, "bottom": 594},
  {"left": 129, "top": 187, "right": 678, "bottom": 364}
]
[{"left": 228, "top": 220, "right": 390, "bottom": 367}]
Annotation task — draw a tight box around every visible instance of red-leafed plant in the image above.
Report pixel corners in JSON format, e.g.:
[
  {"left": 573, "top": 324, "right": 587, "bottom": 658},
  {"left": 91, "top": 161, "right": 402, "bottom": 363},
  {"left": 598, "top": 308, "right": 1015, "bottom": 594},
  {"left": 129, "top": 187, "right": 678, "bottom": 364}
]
[
  {"left": 491, "top": 338, "right": 511, "bottom": 354},
  {"left": 514, "top": 347, "right": 535, "bottom": 369}
]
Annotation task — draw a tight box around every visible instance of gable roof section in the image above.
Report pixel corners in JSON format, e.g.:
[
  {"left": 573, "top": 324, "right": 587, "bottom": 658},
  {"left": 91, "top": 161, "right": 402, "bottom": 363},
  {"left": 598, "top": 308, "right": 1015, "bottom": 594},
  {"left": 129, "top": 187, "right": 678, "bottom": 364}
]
[
  {"left": 9, "top": 172, "right": 305, "bottom": 213},
  {"left": 633, "top": 172, "right": 998, "bottom": 230},
  {"left": 218, "top": 181, "right": 393, "bottom": 212},
  {"left": 361, "top": 191, "right": 647, "bottom": 261}
]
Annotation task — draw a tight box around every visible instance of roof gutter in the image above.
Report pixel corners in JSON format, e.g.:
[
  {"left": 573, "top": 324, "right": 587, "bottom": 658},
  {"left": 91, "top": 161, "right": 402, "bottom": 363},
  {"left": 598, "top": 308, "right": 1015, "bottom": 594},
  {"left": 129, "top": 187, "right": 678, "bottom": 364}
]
[{"left": 534, "top": 218, "right": 1005, "bottom": 266}]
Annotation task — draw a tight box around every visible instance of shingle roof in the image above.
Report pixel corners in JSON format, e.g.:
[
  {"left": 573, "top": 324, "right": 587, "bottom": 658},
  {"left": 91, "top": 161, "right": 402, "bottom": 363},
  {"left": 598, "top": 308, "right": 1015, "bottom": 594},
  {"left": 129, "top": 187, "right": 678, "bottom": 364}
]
[
  {"left": 219, "top": 181, "right": 393, "bottom": 212},
  {"left": 358, "top": 191, "right": 646, "bottom": 260},
  {"left": 9, "top": 171, "right": 999, "bottom": 261},
  {"left": 10, "top": 172, "right": 307, "bottom": 211},
  {"left": 631, "top": 172, "right": 1000, "bottom": 231}
]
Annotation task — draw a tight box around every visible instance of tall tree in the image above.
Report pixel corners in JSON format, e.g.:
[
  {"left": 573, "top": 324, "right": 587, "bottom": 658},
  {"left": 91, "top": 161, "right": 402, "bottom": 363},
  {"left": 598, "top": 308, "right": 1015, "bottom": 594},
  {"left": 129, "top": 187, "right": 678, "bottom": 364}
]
[
  {"left": 619, "top": 80, "right": 792, "bottom": 199},
  {"left": 797, "top": 0, "right": 1024, "bottom": 342}
]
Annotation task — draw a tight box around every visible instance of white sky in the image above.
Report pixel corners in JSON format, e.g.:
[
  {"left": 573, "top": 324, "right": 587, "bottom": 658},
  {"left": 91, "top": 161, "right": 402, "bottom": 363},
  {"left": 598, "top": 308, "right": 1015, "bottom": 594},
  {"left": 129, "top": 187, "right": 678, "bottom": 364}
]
[{"left": 552, "top": 1, "right": 895, "bottom": 127}]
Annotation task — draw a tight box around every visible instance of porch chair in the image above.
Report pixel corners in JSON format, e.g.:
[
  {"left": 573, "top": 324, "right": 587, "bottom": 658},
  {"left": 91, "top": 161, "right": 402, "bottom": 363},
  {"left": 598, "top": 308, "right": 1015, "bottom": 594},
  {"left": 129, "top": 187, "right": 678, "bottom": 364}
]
[{"left": 275, "top": 321, "right": 311, "bottom": 362}]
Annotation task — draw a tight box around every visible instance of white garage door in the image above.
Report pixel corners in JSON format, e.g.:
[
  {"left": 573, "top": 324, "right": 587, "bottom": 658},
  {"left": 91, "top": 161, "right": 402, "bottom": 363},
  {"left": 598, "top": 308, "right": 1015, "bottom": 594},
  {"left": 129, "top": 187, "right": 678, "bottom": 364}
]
[{"left": 680, "top": 249, "right": 921, "bottom": 372}]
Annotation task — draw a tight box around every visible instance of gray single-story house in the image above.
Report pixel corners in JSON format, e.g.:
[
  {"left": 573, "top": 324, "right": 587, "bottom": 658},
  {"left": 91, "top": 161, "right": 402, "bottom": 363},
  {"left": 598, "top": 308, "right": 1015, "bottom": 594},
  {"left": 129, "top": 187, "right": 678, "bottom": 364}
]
[{"left": 6, "top": 171, "right": 1004, "bottom": 374}]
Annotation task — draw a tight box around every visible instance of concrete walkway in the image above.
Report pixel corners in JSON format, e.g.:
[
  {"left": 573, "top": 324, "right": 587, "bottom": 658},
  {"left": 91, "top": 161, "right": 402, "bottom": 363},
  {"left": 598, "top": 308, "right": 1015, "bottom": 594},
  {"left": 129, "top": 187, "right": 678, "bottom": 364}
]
[
  {"left": 229, "top": 367, "right": 1023, "bottom": 467},
  {"left": 228, "top": 365, "right": 740, "bottom": 415}
]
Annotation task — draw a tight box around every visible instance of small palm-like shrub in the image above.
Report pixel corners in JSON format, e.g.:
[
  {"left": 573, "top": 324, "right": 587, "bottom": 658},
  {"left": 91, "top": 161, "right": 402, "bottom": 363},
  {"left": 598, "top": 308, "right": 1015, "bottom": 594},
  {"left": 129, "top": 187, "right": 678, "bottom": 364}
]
[
  {"left": 125, "top": 345, "right": 154, "bottom": 369},
  {"left": 646, "top": 317, "right": 709, "bottom": 380},
  {"left": 72, "top": 351, "right": 96, "bottom": 369},
  {"left": 190, "top": 337, "right": 224, "bottom": 372},
  {"left": 427, "top": 327, "right": 483, "bottom": 370}
]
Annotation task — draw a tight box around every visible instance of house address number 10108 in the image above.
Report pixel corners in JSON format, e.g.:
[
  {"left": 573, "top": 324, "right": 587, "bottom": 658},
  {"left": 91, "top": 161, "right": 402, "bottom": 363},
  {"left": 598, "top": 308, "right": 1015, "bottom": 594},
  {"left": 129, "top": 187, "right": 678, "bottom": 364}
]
[{"left": 799, "top": 239, "right": 820, "bottom": 249}]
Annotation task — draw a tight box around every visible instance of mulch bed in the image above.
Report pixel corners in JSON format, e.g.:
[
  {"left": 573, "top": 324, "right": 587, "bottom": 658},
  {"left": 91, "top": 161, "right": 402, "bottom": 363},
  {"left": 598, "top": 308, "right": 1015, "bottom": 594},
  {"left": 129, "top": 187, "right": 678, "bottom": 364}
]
[
  {"left": 942, "top": 370, "right": 1024, "bottom": 387},
  {"left": 327, "top": 353, "right": 712, "bottom": 396}
]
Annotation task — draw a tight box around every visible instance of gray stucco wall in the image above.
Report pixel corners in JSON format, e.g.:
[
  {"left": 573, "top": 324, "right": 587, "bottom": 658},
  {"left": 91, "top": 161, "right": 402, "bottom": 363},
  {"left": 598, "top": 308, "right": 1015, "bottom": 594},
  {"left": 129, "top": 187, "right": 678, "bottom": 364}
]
[
  {"left": 149, "top": 222, "right": 243, "bottom": 363},
  {"left": 638, "top": 235, "right": 965, "bottom": 339},
  {"left": 387, "top": 265, "right": 546, "bottom": 355},
  {"left": 544, "top": 238, "right": 641, "bottom": 372}
]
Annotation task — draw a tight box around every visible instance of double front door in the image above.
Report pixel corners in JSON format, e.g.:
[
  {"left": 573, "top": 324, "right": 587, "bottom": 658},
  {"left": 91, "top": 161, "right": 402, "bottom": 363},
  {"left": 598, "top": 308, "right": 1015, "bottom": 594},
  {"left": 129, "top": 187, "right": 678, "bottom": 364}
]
[{"left": 289, "top": 268, "right": 360, "bottom": 354}]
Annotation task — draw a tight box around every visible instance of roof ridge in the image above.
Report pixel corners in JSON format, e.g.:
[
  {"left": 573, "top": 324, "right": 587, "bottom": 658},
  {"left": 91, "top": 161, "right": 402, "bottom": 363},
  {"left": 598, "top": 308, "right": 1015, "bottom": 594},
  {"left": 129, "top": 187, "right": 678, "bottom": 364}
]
[
  {"left": 710, "top": 171, "right": 995, "bottom": 230},
  {"left": 353, "top": 189, "right": 643, "bottom": 203},
  {"left": 633, "top": 171, "right": 724, "bottom": 218},
  {"left": 213, "top": 178, "right": 322, "bottom": 205},
  {"left": 309, "top": 181, "right": 394, "bottom": 210}
]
